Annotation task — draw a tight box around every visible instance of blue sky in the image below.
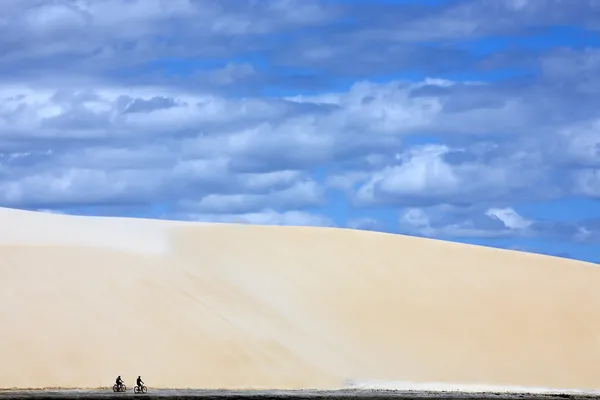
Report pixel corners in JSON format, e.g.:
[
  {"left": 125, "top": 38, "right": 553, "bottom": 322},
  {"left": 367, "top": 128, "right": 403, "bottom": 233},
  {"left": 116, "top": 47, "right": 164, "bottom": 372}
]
[{"left": 1, "top": 0, "right": 600, "bottom": 264}]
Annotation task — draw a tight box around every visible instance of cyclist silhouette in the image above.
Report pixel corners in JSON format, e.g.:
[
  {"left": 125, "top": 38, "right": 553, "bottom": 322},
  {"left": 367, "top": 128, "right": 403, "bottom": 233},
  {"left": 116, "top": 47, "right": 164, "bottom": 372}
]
[
  {"left": 116, "top": 375, "right": 124, "bottom": 387},
  {"left": 137, "top": 376, "right": 144, "bottom": 387}
]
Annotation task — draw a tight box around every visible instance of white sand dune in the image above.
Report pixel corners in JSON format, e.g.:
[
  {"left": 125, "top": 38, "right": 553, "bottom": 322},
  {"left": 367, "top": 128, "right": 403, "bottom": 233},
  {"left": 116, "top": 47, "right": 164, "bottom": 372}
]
[{"left": 0, "top": 206, "right": 600, "bottom": 391}]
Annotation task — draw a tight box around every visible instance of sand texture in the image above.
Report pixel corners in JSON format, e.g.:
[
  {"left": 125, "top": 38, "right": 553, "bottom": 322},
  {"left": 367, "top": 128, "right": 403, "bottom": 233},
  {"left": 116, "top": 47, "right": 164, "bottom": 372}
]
[{"left": 0, "top": 207, "right": 600, "bottom": 391}]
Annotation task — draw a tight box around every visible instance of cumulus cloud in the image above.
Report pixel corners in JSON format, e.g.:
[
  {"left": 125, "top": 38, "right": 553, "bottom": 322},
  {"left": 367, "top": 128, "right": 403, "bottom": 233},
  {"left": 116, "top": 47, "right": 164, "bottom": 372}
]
[
  {"left": 0, "top": 0, "right": 599, "bottom": 262},
  {"left": 396, "top": 205, "right": 600, "bottom": 246},
  {"left": 352, "top": 142, "right": 557, "bottom": 208},
  {"left": 397, "top": 205, "right": 531, "bottom": 239},
  {"left": 0, "top": 0, "right": 339, "bottom": 79},
  {"left": 0, "top": 72, "right": 593, "bottom": 221}
]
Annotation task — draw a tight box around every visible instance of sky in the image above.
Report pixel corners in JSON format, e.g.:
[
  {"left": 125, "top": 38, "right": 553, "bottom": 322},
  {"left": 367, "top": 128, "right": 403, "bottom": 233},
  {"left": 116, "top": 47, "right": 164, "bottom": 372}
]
[{"left": 1, "top": 0, "right": 600, "bottom": 264}]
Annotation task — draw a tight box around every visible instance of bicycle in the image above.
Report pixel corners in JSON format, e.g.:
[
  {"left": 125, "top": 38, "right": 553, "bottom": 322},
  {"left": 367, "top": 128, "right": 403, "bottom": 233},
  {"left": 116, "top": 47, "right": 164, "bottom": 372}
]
[
  {"left": 112, "top": 383, "right": 127, "bottom": 392},
  {"left": 134, "top": 385, "right": 147, "bottom": 394}
]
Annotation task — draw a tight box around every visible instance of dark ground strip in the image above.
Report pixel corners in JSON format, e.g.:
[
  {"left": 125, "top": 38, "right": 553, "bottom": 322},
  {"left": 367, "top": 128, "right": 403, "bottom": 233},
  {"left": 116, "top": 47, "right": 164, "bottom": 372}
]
[{"left": 0, "top": 390, "right": 599, "bottom": 400}]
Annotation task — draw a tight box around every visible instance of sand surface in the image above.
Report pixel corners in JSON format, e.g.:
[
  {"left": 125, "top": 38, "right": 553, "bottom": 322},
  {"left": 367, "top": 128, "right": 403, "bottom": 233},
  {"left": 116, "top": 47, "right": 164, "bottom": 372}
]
[{"left": 1, "top": 207, "right": 600, "bottom": 390}]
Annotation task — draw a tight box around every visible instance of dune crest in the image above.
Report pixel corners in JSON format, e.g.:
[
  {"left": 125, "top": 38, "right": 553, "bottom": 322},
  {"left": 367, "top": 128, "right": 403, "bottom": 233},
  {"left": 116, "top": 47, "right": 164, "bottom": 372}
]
[{"left": 0, "top": 207, "right": 599, "bottom": 390}]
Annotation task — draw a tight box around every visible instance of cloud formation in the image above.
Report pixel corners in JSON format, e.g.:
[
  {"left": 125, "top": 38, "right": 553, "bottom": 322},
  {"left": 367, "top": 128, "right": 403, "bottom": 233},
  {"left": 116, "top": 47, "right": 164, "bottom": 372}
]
[{"left": 1, "top": 0, "right": 599, "bottom": 262}]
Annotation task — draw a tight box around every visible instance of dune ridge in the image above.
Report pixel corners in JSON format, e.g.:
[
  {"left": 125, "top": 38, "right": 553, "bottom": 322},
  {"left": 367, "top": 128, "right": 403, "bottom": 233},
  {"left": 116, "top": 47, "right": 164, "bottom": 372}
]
[{"left": 0, "top": 207, "right": 599, "bottom": 391}]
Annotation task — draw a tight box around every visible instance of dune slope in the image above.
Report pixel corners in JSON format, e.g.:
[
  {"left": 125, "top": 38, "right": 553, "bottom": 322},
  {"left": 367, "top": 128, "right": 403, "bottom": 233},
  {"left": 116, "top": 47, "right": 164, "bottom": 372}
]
[{"left": 0, "top": 207, "right": 599, "bottom": 390}]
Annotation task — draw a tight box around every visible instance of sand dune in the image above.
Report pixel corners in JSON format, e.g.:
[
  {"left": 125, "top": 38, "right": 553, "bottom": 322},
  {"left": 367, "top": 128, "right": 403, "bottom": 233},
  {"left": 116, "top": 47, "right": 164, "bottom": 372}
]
[{"left": 0, "top": 207, "right": 599, "bottom": 391}]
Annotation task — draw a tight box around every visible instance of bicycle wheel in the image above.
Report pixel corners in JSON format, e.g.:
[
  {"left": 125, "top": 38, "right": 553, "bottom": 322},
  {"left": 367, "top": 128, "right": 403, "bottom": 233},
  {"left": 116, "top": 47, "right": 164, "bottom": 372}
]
[
  {"left": 113, "top": 384, "right": 118, "bottom": 392},
  {"left": 141, "top": 386, "right": 147, "bottom": 393}
]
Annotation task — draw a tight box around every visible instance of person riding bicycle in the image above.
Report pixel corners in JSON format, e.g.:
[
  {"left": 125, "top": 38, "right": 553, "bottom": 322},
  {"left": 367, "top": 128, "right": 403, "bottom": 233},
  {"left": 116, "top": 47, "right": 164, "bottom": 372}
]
[
  {"left": 137, "top": 376, "right": 144, "bottom": 388},
  {"left": 116, "top": 375, "right": 124, "bottom": 387}
]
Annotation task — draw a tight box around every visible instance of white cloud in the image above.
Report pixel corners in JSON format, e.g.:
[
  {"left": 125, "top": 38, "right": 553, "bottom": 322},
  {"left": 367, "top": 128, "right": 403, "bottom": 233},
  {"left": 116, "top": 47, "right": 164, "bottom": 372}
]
[
  {"left": 171, "top": 209, "right": 335, "bottom": 227},
  {"left": 0, "top": 0, "right": 599, "bottom": 252},
  {"left": 485, "top": 207, "right": 533, "bottom": 230},
  {"left": 394, "top": 204, "right": 600, "bottom": 247},
  {"left": 289, "top": 80, "right": 445, "bottom": 135},
  {"left": 0, "top": 74, "right": 586, "bottom": 212},
  {"left": 0, "top": 0, "right": 339, "bottom": 81},
  {"left": 398, "top": 205, "right": 533, "bottom": 239},
  {"left": 353, "top": 143, "right": 546, "bottom": 207},
  {"left": 0, "top": 167, "right": 165, "bottom": 207},
  {"left": 180, "top": 179, "right": 324, "bottom": 214}
]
